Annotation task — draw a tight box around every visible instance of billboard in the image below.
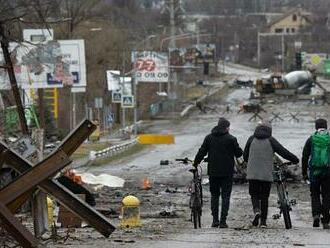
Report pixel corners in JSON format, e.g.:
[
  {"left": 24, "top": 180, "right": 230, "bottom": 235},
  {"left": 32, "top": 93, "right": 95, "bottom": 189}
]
[
  {"left": 169, "top": 44, "right": 216, "bottom": 66},
  {"left": 106, "top": 71, "right": 132, "bottom": 94},
  {"left": 195, "top": 44, "right": 216, "bottom": 63},
  {"left": 0, "top": 40, "right": 86, "bottom": 89},
  {"left": 106, "top": 70, "right": 120, "bottom": 91},
  {"left": 302, "top": 53, "right": 328, "bottom": 73},
  {"left": 131, "top": 51, "right": 169, "bottom": 82}
]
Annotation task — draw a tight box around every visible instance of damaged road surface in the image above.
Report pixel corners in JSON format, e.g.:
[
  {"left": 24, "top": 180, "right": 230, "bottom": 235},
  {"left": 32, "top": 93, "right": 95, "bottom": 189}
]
[{"left": 77, "top": 84, "right": 330, "bottom": 247}]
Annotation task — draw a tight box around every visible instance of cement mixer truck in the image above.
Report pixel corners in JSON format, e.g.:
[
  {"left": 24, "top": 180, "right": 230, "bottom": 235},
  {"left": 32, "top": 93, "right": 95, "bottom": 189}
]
[
  {"left": 283, "top": 70, "right": 314, "bottom": 93},
  {"left": 256, "top": 71, "right": 314, "bottom": 95}
]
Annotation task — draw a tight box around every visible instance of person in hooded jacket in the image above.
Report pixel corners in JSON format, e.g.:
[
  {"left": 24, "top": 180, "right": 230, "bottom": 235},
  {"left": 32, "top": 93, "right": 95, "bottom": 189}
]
[
  {"left": 244, "top": 121, "right": 299, "bottom": 228},
  {"left": 193, "top": 117, "right": 243, "bottom": 228},
  {"left": 302, "top": 118, "right": 330, "bottom": 229}
]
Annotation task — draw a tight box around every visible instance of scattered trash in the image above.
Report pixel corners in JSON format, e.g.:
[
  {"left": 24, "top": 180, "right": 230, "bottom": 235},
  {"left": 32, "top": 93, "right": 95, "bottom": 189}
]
[
  {"left": 113, "top": 239, "right": 135, "bottom": 243},
  {"left": 98, "top": 208, "right": 119, "bottom": 217},
  {"left": 165, "top": 187, "right": 178, "bottom": 193},
  {"left": 202, "top": 178, "right": 209, "bottom": 185},
  {"left": 234, "top": 226, "right": 250, "bottom": 231},
  {"left": 159, "top": 202, "right": 177, "bottom": 217},
  {"left": 160, "top": 160, "right": 170, "bottom": 165},
  {"left": 159, "top": 210, "right": 177, "bottom": 218},
  {"left": 142, "top": 177, "right": 152, "bottom": 190},
  {"left": 78, "top": 173, "right": 125, "bottom": 188}
]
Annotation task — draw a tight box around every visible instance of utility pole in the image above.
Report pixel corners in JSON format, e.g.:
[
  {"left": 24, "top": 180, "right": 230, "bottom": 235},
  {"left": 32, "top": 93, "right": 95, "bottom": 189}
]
[
  {"left": 281, "top": 33, "right": 285, "bottom": 72},
  {"left": 0, "top": 23, "right": 28, "bottom": 134},
  {"left": 257, "top": 32, "right": 261, "bottom": 68},
  {"left": 164, "top": 0, "right": 183, "bottom": 106},
  {"left": 169, "top": 0, "right": 176, "bottom": 100}
]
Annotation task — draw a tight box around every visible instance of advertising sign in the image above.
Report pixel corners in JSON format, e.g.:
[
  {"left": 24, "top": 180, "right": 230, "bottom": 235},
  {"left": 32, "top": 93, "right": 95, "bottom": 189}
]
[
  {"left": 121, "top": 95, "right": 134, "bottom": 108},
  {"left": 169, "top": 44, "right": 216, "bottom": 66},
  {"left": 106, "top": 70, "right": 132, "bottom": 94},
  {"left": 131, "top": 51, "right": 169, "bottom": 82},
  {"left": 302, "top": 53, "right": 327, "bottom": 73},
  {"left": 106, "top": 70, "right": 120, "bottom": 91},
  {"left": 195, "top": 44, "right": 216, "bottom": 63},
  {"left": 0, "top": 40, "right": 86, "bottom": 89}
]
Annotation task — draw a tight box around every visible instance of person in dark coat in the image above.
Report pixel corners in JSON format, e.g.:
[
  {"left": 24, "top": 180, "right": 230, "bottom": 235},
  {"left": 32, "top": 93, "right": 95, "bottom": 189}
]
[
  {"left": 244, "top": 121, "right": 299, "bottom": 228},
  {"left": 193, "top": 117, "right": 243, "bottom": 228},
  {"left": 302, "top": 118, "right": 330, "bottom": 229}
]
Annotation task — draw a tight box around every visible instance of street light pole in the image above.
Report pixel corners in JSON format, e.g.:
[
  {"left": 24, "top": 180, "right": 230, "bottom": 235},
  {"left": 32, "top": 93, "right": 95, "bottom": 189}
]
[
  {"left": 257, "top": 32, "right": 260, "bottom": 69},
  {"left": 133, "top": 74, "right": 137, "bottom": 136}
]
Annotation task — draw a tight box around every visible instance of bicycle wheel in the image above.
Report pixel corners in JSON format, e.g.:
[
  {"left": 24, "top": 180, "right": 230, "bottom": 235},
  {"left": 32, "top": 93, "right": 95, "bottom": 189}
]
[
  {"left": 277, "top": 184, "right": 292, "bottom": 229},
  {"left": 282, "top": 204, "right": 292, "bottom": 229}
]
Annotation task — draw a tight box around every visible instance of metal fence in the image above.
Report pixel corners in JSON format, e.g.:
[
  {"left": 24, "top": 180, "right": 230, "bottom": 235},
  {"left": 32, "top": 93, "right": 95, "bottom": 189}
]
[{"left": 89, "top": 139, "right": 138, "bottom": 161}]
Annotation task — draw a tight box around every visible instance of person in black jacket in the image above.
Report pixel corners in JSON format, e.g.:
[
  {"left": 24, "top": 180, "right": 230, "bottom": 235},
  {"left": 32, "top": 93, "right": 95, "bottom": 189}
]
[
  {"left": 244, "top": 121, "right": 299, "bottom": 228},
  {"left": 193, "top": 117, "right": 243, "bottom": 228}
]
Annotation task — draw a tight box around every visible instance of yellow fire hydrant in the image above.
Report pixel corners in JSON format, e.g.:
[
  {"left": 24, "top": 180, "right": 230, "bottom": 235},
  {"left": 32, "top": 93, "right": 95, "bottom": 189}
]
[
  {"left": 47, "top": 197, "right": 54, "bottom": 230},
  {"left": 120, "top": 195, "right": 141, "bottom": 228}
]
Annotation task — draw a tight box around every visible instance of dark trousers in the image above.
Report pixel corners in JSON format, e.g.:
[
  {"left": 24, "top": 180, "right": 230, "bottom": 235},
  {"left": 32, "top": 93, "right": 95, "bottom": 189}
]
[
  {"left": 249, "top": 180, "right": 271, "bottom": 221},
  {"left": 209, "top": 176, "right": 233, "bottom": 222},
  {"left": 310, "top": 174, "right": 330, "bottom": 223}
]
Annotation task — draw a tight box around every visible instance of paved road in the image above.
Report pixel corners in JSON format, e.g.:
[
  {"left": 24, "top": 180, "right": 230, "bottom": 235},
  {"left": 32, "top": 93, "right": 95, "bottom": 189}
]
[{"left": 81, "top": 64, "right": 330, "bottom": 248}]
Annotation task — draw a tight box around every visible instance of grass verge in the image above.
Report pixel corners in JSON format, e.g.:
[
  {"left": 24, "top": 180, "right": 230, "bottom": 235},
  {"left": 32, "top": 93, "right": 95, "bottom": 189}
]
[{"left": 71, "top": 141, "right": 112, "bottom": 160}]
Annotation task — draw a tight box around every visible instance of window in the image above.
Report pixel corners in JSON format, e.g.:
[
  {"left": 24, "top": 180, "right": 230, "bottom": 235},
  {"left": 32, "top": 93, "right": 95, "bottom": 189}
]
[
  {"left": 286, "top": 28, "right": 290, "bottom": 33},
  {"left": 275, "top": 28, "right": 283, "bottom": 33},
  {"left": 291, "top": 28, "right": 295, "bottom": 33},
  {"left": 292, "top": 14, "right": 297, "bottom": 21}
]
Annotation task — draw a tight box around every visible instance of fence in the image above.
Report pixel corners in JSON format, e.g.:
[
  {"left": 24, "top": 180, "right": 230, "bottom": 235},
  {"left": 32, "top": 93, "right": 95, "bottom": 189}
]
[{"left": 89, "top": 139, "right": 138, "bottom": 161}]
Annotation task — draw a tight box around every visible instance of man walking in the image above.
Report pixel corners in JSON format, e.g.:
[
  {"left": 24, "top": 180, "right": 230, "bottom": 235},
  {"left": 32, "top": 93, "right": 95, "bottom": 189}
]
[
  {"left": 302, "top": 118, "right": 330, "bottom": 229},
  {"left": 193, "top": 117, "right": 243, "bottom": 228},
  {"left": 244, "top": 121, "right": 299, "bottom": 228}
]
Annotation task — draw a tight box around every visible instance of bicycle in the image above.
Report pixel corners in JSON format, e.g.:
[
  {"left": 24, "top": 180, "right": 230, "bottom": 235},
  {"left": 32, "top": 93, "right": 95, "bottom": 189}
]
[
  {"left": 175, "top": 157, "right": 203, "bottom": 229},
  {"left": 272, "top": 161, "right": 297, "bottom": 229}
]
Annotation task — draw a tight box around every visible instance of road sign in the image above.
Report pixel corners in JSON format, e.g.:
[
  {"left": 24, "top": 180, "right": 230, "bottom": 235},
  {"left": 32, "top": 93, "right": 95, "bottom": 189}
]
[
  {"left": 94, "top": 97, "right": 103, "bottom": 109},
  {"left": 121, "top": 95, "right": 134, "bottom": 108},
  {"left": 112, "top": 91, "right": 122, "bottom": 103},
  {"left": 107, "top": 113, "right": 114, "bottom": 124}
]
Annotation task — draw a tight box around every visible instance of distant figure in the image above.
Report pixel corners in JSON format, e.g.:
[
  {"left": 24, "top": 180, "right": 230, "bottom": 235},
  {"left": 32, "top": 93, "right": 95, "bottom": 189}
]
[
  {"left": 193, "top": 117, "right": 243, "bottom": 228},
  {"left": 196, "top": 101, "right": 206, "bottom": 113},
  {"left": 244, "top": 121, "right": 299, "bottom": 228},
  {"left": 302, "top": 119, "right": 330, "bottom": 229}
]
